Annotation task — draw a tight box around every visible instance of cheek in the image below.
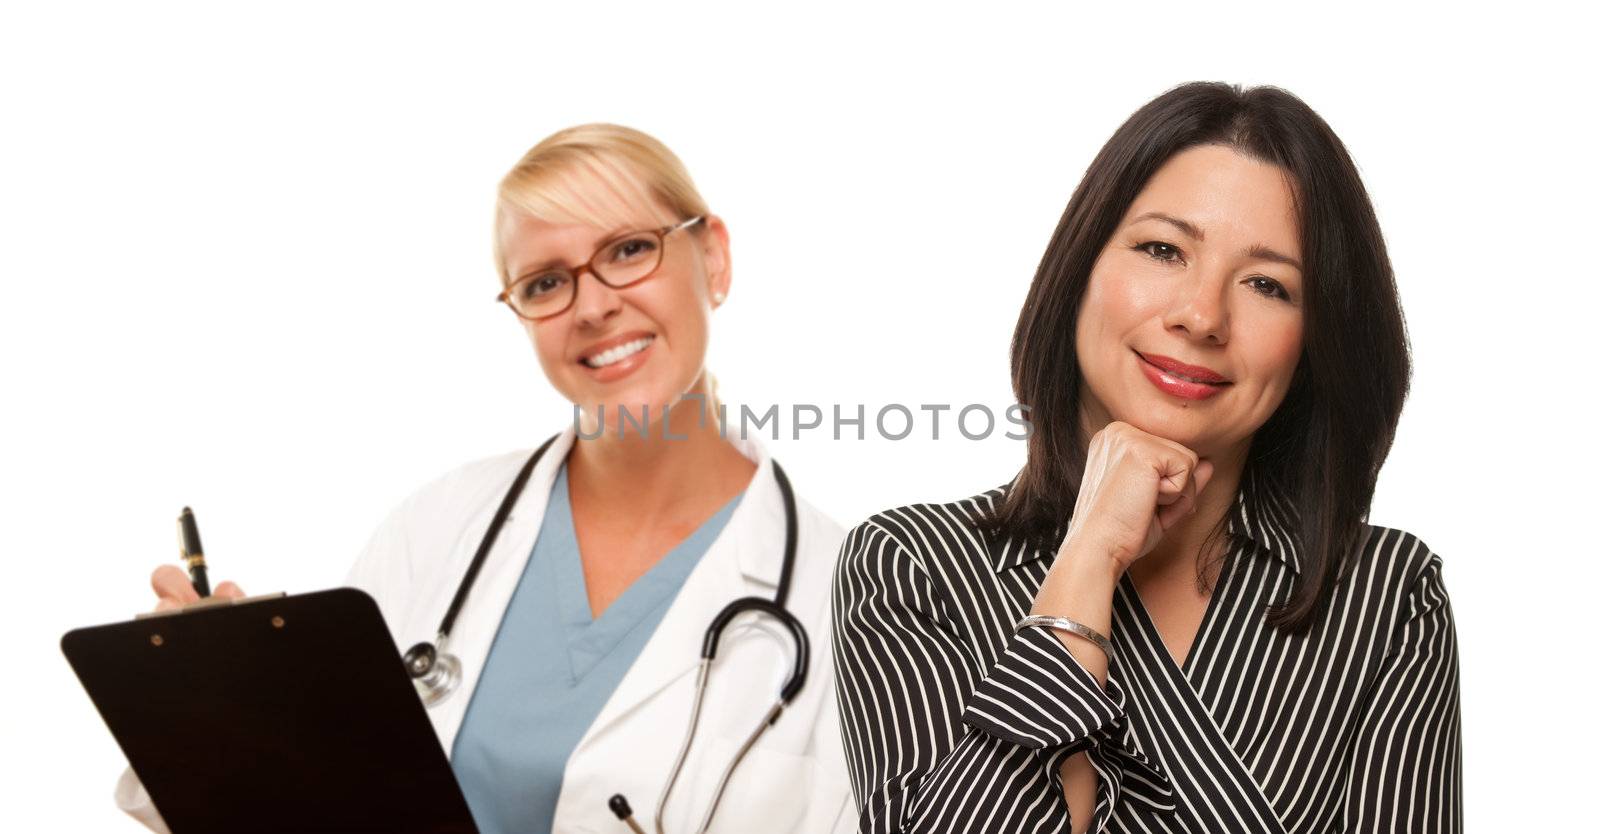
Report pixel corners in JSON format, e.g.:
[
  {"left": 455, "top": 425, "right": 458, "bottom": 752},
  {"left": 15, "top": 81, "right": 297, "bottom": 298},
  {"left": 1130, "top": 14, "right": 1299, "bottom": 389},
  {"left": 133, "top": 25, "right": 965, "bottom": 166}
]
[
  {"left": 1092, "top": 257, "right": 1170, "bottom": 321},
  {"left": 1248, "top": 317, "right": 1305, "bottom": 394},
  {"left": 650, "top": 264, "right": 713, "bottom": 348},
  {"left": 526, "top": 321, "right": 567, "bottom": 376},
  {"left": 1074, "top": 273, "right": 1109, "bottom": 371},
  {"left": 620, "top": 274, "right": 713, "bottom": 392},
  {"left": 1076, "top": 263, "right": 1160, "bottom": 357},
  {"left": 663, "top": 297, "right": 712, "bottom": 369}
]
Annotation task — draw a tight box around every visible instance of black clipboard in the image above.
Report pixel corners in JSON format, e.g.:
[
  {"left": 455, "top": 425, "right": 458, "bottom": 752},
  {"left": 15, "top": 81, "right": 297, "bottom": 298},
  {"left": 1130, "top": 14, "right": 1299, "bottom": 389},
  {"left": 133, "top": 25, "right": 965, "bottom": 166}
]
[{"left": 61, "top": 587, "right": 479, "bottom": 834}]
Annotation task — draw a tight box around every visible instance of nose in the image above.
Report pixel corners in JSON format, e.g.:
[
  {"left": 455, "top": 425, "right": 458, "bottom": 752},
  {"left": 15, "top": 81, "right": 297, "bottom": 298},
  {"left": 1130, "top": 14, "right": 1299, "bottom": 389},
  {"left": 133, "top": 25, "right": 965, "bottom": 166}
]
[
  {"left": 570, "top": 267, "right": 623, "bottom": 329},
  {"left": 1163, "top": 266, "right": 1230, "bottom": 345}
]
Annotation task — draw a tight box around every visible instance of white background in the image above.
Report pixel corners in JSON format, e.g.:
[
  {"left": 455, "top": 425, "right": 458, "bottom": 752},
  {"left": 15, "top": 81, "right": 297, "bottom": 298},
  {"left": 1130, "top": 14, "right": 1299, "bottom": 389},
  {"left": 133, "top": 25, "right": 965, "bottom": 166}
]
[{"left": 3, "top": 2, "right": 1593, "bottom": 830}]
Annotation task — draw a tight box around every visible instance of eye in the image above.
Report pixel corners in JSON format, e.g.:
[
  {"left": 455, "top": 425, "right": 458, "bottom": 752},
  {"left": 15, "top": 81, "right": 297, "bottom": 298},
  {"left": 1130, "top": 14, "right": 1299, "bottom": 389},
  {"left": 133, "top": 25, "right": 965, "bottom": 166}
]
[
  {"left": 1245, "top": 275, "right": 1292, "bottom": 301},
  {"left": 517, "top": 272, "right": 570, "bottom": 300},
  {"left": 1134, "top": 241, "right": 1183, "bottom": 263},
  {"left": 607, "top": 235, "right": 659, "bottom": 265}
]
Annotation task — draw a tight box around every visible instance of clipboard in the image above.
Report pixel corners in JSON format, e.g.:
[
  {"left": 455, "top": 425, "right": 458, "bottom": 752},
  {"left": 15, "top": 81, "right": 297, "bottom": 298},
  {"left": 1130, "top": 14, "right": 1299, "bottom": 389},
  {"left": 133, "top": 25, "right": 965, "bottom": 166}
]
[{"left": 61, "top": 587, "right": 479, "bottom": 834}]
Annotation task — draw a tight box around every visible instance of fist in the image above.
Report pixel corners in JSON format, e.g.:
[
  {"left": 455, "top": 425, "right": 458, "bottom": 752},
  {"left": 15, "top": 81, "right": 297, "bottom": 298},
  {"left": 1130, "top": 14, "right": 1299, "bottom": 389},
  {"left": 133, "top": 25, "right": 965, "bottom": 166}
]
[
  {"left": 1060, "top": 421, "right": 1216, "bottom": 574},
  {"left": 150, "top": 564, "right": 245, "bottom": 611}
]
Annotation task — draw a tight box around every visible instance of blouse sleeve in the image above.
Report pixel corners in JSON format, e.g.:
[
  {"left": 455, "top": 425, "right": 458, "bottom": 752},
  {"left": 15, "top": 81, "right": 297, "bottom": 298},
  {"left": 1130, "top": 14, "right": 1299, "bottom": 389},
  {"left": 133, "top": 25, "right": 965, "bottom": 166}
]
[
  {"left": 830, "top": 519, "right": 1171, "bottom": 834},
  {"left": 1340, "top": 549, "right": 1463, "bottom": 833}
]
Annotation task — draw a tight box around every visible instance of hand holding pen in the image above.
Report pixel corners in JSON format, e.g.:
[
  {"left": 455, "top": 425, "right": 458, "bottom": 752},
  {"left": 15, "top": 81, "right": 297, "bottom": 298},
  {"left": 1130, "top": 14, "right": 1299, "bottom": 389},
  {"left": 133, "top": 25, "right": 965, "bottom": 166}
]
[{"left": 150, "top": 506, "right": 245, "bottom": 612}]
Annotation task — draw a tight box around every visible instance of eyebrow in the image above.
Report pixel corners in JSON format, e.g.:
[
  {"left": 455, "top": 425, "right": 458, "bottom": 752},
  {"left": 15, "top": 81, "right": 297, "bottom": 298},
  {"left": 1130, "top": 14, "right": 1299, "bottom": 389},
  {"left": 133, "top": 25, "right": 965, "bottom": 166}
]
[
  {"left": 510, "top": 224, "right": 639, "bottom": 279},
  {"left": 1128, "top": 211, "right": 1303, "bottom": 272},
  {"left": 1244, "top": 243, "right": 1304, "bottom": 271}
]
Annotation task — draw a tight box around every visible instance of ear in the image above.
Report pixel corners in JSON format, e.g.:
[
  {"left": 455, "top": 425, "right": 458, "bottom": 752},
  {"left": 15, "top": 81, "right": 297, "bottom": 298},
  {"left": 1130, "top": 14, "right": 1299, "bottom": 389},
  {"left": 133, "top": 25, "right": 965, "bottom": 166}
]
[{"left": 700, "top": 213, "right": 732, "bottom": 307}]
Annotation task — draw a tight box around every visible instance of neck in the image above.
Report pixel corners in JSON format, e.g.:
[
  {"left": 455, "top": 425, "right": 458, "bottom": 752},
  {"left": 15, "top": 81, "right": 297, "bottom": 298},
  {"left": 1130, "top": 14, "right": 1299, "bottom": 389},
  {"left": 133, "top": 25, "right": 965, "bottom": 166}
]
[{"left": 1135, "top": 449, "right": 1243, "bottom": 583}]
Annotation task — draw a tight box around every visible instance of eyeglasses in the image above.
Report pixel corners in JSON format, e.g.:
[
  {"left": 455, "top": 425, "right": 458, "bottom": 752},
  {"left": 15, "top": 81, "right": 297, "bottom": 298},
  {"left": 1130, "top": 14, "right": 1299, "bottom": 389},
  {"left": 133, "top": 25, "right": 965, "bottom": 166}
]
[{"left": 497, "top": 215, "right": 706, "bottom": 321}]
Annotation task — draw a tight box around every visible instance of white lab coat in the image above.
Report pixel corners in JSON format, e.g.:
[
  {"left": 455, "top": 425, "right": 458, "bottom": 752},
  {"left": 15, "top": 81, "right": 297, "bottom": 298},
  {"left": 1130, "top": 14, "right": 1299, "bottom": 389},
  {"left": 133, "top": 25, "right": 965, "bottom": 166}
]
[{"left": 115, "top": 426, "right": 858, "bottom": 834}]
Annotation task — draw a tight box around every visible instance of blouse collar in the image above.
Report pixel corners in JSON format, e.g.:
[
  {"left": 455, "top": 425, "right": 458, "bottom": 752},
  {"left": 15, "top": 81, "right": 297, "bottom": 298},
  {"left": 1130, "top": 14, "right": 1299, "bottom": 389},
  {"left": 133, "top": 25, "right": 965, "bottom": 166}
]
[{"left": 1227, "top": 466, "right": 1303, "bottom": 575}]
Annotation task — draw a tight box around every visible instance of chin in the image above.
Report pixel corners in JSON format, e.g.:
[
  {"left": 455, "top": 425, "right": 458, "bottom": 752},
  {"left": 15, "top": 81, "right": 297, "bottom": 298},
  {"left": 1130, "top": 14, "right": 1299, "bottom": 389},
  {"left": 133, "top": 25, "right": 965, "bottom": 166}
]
[
  {"left": 592, "top": 390, "right": 695, "bottom": 437},
  {"left": 1116, "top": 406, "right": 1216, "bottom": 449},
  {"left": 567, "top": 359, "right": 708, "bottom": 439}
]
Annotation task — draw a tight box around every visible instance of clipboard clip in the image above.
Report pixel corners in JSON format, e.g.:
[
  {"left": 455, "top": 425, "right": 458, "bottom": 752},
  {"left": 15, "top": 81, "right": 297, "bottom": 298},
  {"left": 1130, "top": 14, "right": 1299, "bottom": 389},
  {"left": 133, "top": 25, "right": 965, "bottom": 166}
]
[{"left": 134, "top": 591, "right": 289, "bottom": 620}]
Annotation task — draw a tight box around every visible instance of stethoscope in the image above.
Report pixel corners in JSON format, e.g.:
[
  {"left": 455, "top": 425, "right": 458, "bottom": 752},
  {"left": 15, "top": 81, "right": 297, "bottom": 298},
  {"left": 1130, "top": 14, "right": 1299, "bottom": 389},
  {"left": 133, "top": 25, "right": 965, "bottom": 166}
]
[{"left": 401, "top": 433, "right": 809, "bottom": 834}]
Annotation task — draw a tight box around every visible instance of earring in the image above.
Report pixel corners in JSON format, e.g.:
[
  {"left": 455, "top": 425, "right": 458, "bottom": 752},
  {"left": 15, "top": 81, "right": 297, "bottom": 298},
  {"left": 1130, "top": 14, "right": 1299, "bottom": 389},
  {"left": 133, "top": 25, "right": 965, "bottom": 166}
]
[{"left": 712, "top": 291, "right": 726, "bottom": 304}]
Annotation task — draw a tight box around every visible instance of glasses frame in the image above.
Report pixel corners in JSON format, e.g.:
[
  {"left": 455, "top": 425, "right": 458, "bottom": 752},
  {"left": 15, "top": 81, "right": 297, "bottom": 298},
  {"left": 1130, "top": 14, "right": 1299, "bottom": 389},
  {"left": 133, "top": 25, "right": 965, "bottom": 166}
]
[{"left": 497, "top": 215, "right": 707, "bottom": 321}]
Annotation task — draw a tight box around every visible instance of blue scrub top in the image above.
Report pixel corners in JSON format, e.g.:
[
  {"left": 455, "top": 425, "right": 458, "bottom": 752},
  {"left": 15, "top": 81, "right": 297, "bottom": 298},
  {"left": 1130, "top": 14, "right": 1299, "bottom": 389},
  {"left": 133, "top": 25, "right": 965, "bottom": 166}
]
[{"left": 450, "top": 461, "right": 743, "bottom": 834}]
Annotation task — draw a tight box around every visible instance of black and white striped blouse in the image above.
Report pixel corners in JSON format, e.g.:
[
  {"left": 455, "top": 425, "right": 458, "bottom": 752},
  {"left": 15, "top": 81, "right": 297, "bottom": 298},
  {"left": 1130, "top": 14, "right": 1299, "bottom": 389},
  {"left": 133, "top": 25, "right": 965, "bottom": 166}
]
[{"left": 830, "top": 471, "right": 1462, "bottom": 833}]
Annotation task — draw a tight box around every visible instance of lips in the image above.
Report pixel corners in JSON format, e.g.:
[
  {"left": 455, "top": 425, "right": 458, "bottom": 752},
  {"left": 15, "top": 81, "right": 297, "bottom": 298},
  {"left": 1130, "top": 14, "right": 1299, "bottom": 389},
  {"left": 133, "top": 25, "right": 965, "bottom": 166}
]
[
  {"left": 573, "top": 330, "right": 657, "bottom": 385},
  {"left": 1134, "top": 351, "right": 1230, "bottom": 385},
  {"left": 578, "top": 332, "right": 656, "bottom": 368}
]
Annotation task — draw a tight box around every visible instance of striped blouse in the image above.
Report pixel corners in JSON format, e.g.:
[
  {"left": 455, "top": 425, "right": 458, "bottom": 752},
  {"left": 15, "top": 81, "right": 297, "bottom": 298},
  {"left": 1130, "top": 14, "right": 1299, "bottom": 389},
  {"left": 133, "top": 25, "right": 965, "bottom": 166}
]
[{"left": 830, "top": 471, "right": 1462, "bottom": 833}]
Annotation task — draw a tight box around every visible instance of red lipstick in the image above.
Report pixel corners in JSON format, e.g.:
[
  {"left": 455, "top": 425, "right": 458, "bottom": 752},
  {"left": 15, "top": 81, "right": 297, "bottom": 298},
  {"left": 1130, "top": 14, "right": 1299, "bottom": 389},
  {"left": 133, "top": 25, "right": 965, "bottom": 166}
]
[
  {"left": 1134, "top": 350, "right": 1231, "bottom": 400},
  {"left": 1137, "top": 352, "right": 1229, "bottom": 383}
]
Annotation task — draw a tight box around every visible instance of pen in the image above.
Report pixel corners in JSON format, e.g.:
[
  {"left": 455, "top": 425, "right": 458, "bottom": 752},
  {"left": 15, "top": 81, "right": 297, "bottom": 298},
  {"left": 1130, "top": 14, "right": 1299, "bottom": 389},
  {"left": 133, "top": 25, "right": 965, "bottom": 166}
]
[{"left": 177, "top": 506, "right": 211, "bottom": 598}]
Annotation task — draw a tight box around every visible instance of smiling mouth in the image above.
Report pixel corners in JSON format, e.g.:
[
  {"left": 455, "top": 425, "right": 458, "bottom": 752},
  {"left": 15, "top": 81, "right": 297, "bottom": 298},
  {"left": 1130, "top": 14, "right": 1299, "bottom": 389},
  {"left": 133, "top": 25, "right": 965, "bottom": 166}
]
[
  {"left": 1134, "top": 351, "right": 1232, "bottom": 386},
  {"left": 580, "top": 335, "right": 655, "bottom": 369}
]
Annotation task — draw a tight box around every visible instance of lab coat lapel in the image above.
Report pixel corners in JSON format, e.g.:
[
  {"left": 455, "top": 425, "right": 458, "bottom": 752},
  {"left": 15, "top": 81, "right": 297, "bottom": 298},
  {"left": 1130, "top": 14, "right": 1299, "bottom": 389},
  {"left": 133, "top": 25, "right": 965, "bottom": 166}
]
[
  {"left": 426, "top": 426, "right": 576, "bottom": 755},
  {"left": 571, "top": 433, "right": 786, "bottom": 753},
  {"left": 1111, "top": 568, "right": 1289, "bottom": 834}
]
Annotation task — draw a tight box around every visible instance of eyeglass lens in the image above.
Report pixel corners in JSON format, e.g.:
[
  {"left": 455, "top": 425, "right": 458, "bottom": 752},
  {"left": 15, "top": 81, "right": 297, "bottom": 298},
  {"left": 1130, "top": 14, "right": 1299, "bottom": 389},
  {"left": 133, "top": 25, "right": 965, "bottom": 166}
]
[{"left": 506, "top": 231, "right": 664, "bottom": 319}]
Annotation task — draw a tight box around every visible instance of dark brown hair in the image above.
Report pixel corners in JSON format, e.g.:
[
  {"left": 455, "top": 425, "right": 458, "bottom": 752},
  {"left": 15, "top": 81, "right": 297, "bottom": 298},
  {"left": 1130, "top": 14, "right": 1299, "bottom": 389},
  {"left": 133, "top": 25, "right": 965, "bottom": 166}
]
[{"left": 987, "top": 82, "right": 1411, "bottom": 632}]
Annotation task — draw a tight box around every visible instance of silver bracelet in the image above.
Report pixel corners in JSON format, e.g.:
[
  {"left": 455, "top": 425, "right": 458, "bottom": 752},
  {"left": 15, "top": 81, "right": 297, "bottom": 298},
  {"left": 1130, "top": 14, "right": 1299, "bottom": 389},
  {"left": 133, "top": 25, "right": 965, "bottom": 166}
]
[{"left": 1016, "top": 614, "right": 1113, "bottom": 656}]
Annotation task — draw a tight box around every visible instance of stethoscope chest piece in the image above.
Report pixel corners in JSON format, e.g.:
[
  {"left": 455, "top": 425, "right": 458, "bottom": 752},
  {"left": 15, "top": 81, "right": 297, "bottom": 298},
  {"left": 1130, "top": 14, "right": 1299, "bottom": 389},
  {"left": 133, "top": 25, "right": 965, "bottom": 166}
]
[{"left": 404, "top": 639, "right": 462, "bottom": 707}]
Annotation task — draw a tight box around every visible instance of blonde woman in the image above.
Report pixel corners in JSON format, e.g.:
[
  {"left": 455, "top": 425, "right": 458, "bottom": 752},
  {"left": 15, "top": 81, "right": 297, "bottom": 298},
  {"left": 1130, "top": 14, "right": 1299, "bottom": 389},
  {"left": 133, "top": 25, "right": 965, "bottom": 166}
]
[{"left": 123, "top": 125, "right": 855, "bottom": 833}]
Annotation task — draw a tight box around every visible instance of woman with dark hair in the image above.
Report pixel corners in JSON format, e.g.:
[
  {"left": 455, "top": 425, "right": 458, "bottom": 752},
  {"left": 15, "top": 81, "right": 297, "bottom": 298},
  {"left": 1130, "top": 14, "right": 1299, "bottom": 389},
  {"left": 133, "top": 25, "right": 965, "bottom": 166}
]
[{"left": 831, "top": 82, "right": 1461, "bottom": 833}]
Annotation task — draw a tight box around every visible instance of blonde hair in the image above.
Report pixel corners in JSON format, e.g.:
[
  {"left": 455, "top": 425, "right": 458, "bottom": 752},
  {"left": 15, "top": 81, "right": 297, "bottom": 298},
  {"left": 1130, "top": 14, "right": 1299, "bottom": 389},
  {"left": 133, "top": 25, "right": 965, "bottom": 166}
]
[{"left": 491, "top": 123, "right": 710, "bottom": 287}]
